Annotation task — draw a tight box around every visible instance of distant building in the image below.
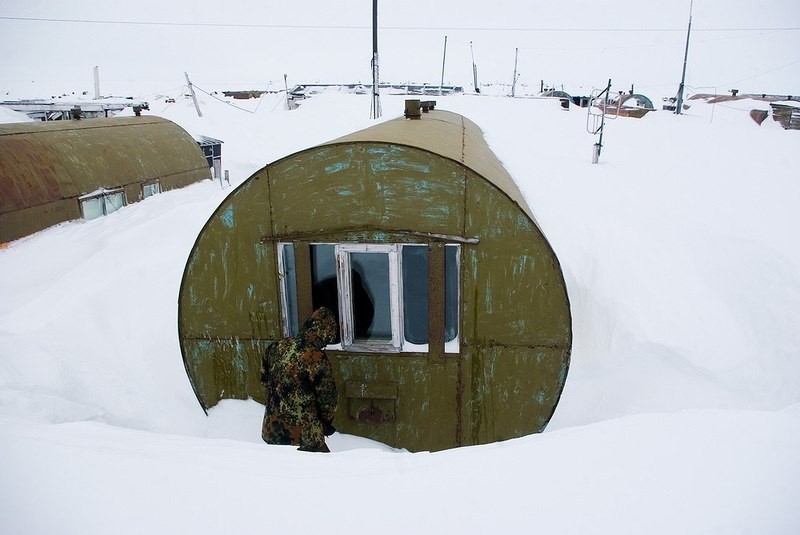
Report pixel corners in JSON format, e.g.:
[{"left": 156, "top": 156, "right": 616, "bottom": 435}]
[
  {"left": 195, "top": 135, "right": 224, "bottom": 180},
  {"left": 0, "top": 98, "right": 150, "bottom": 121},
  {"left": 0, "top": 116, "right": 210, "bottom": 243}
]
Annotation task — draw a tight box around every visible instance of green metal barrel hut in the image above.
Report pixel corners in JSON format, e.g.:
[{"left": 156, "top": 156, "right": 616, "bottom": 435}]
[
  {"left": 178, "top": 102, "right": 572, "bottom": 451},
  {"left": 0, "top": 116, "right": 210, "bottom": 243}
]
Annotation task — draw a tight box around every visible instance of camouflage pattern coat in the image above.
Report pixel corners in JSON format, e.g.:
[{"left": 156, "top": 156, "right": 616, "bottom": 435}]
[{"left": 261, "top": 307, "right": 339, "bottom": 451}]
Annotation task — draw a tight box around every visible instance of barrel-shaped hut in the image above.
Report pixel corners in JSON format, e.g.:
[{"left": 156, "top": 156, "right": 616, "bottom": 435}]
[
  {"left": 179, "top": 104, "right": 572, "bottom": 451},
  {"left": 0, "top": 116, "right": 210, "bottom": 243}
]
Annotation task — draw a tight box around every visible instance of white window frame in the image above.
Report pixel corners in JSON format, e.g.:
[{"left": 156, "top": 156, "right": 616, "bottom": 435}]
[
  {"left": 336, "top": 243, "right": 402, "bottom": 352},
  {"left": 277, "top": 242, "right": 299, "bottom": 337},
  {"left": 79, "top": 188, "right": 127, "bottom": 220},
  {"left": 142, "top": 181, "right": 161, "bottom": 199},
  {"left": 276, "top": 242, "right": 460, "bottom": 354}
]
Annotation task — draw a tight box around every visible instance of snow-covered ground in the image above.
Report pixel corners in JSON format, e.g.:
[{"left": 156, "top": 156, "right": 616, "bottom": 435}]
[{"left": 2, "top": 88, "right": 800, "bottom": 533}]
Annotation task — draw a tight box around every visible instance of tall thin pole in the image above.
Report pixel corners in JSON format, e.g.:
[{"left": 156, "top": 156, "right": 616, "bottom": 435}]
[
  {"left": 470, "top": 41, "right": 480, "bottom": 94},
  {"left": 440, "top": 35, "right": 448, "bottom": 95},
  {"left": 370, "top": 0, "right": 381, "bottom": 119},
  {"left": 592, "top": 79, "right": 612, "bottom": 164},
  {"left": 283, "top": 74, "right": 290, "bottom": 110},
  {"left": 93, "top": 66, "right": 101, "bottom": 99},
  {"left": 675, "top": 0, "right": 693, "bottom": 115},
  {"left": 184, "top": 72, "right": 202, "bottom": 118},
  {"left": 511, "top": 47, "right": 519, "bottom": 97}
]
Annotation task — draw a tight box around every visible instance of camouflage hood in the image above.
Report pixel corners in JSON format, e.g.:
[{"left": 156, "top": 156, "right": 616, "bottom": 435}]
[{"left": 301, "top": 307, "right": 339, "bottom": 347}]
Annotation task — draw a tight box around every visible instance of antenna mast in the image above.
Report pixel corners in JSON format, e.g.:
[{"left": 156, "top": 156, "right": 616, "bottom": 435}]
[
  {"left": 440, "top": 35, "right": 448, "bottom": 95},
  {"left": 470, "top": 41, "right": 480, "bottom": 94},
  {"left": 370, "top": 0, "right": 381, "bottom": 119},
  {"left": 511, "top": 48, "right": 519, "bottom": 97},
  {"left": 675, "top": 0, "right": 694, "bottom": 115}
]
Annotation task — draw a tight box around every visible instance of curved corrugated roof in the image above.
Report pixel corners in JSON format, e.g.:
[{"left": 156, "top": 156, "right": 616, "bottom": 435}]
[
  {"left": 327, "top": 109, "right": 537, "bottom": 224},
  {"left": 0, "top": 116, "right": 208, "bottom": 214}
]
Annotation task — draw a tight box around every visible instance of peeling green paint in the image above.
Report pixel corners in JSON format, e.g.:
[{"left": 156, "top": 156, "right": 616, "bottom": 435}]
[
  {"left": 220, "top": 205, "right": 234, "bottom": 229},
  {"left": 325, "top": 162, "right": 350, "bottom": 174}
]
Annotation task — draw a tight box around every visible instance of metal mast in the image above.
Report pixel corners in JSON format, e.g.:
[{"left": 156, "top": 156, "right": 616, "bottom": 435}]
[
  {"left": 439, "top": 35, "right": 448, "bottom": 95},
  {"left": 370, "top": 0, "right": 381, "bottom": 119},
  {"left": 511, "top": 48, "right": 519, "bottom": 97},
  {"left": 675, "top": 0, "right": 694, "bottom": 115},
  {"left": 470, "top": 41, "right": 480, "bottom": 93},
  {"left": 184, "top": 72, "right": 202, "bottom": 118}
]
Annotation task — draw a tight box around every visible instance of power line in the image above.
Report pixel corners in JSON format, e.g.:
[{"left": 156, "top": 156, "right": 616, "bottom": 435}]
[
  {"left": 191, "top": 83, "right": 260, "bottom": 114},
  {"left": 0, "top": 15, "right": 798, "bottom": 33}
]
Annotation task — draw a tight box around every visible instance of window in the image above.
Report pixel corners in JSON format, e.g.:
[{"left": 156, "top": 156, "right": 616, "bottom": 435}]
[
  {"left": 79, "top": 188, "right": 127, "bottom": 221},
  {"left": 143, "top": 181, "right": 161, "bottom": 199},
  {"left": 278, "top": 242, "right": 460, "bottom": 353}
]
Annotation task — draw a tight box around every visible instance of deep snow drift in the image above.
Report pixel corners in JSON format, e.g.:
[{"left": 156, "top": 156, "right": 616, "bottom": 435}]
[{"left": 1, "top": 91, "right": 799, "bottom": 534}]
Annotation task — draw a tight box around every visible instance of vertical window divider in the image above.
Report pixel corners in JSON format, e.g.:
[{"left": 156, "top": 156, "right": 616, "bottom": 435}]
[
  {"left": 428, "top": 242, "right": 446, "bottom": 364},
  {"left": 336, "top": 244, "right": 355, "bottom": 347},
  {"left": 294, "top": 242, "right": 314, "bottom": 327},
  {"left": 388, "top": 246, "right": 401, "bottom": 349}
]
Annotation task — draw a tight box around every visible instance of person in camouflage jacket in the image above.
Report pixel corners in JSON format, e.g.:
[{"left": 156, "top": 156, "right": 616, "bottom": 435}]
[{"left": 261, "top": 307, "right": 339, "bottom": 452}]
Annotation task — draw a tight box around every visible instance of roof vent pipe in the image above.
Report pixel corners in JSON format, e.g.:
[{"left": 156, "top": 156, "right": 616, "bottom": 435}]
[
  {"left": 404, "top": 99, "right": 422, "bottom": 119},
  {"left": 421, "top": 100, "right": 437, "bottom": 112}
]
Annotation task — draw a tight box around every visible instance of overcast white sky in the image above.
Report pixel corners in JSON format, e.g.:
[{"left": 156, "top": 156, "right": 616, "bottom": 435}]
[{"left": 1, "top": 0, "right": 798, "bottom": 98}]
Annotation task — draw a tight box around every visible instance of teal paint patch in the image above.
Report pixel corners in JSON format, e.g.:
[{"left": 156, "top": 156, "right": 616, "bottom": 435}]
[
  {"left": 254, "top": 243, "right": 269, "bottom": 265},
  {"left": 220, "top": 205, "right": 234, "bottom": 229},
  {"left": 233, "top": 341, "right": 246, "bottom": 372},
  {"left": 401, "top": 160, "right": 431, "bottom": 174},
  {"left": 370, "top": 158, "right": 431, "bottom": 174},
  {"left": 420, "top": 204, "right": 451, "bottom": 222},
  {"left": 536, "top": 390, "right": 547, "bottom": 405},
  {"left": 191, "top": 340, "right": 214, "bottom": 362},
  {"left": 325, "top": 162, "right": 350, "bottom": 174}
]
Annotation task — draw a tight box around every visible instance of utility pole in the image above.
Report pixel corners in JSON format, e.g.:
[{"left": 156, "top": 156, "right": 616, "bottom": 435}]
[
  {"left": 93, "top": 66, "right": 101, "bottom": 99},
  {"left": 587, "top": 79, "right": 613, "bottom": 164},
  {"left": 675, "top": 0, "right": 694, "bottom": 115},
  {"left": 511, "top": 48, "right": 519, "bottom": 97},
  {"left": 470, "top": 41, "right": 480, "bottom": 94},
  {"left": 440, "top": 35, "right": 448, "bottom": 95},
  {"left": 283, "top": 74, "right": 290, "bottom": 110},
  {"left": 370, "top": 0, "right": 381, "bottom": 119},
  {"left": 184, "top": 72, "right": 202, "bottom": 118}
]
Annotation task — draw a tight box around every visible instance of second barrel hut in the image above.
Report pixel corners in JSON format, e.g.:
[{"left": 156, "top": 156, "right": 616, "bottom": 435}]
[{"left": 178, "top": 101, "right": 572, "bottom": 452}]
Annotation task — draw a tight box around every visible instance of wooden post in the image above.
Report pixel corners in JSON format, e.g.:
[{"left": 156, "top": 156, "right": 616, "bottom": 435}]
[{"left": 184, "top": 72, "right": 203, "bottom": 118}]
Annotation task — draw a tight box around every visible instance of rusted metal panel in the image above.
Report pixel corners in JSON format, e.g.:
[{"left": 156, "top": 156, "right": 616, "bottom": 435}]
[
  {"left": 331, "top": 110, "right": 538, "bottom": 225},
  {"left": 0, "top": 116, "right": 210, "bottom": 242},
  {"left": 181, "top": 338, "right": 268, "bottom": 410},
  {"left": 267, "top": 143, "right": 466, "bottom": 239},
  {"left": 463, "top": 172, "right": 571, "bottom": 347}
]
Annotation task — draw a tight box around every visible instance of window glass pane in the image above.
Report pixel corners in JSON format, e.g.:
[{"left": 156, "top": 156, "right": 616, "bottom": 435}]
[
  {"left": 143, "top": 183, "right": 160, "bottom": 198},
  {"left": 402, "top": 245, "right": 429, "bottom": 344},
  {"left": 351, "top": 252, "right": 389, "bottom": 341},
  {"left": 281, "top": 244, "right": 299, "bottom": 337},
  {"left": 104, "top": 191, "right": 125, "bottom": 214},
  {"left": 81, "top": 197, "right": 103, "bottom": 220},
  {"left": 311, "top": 244, "right": 338, "bottom": 320},
  {"left": 445, "top": 245, "right": 459, "bottom": 343}
]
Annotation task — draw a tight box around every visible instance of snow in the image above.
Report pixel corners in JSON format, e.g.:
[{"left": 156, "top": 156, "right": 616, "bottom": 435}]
[{"left": 2, "top": 89, "right": 799, "bottom": 534}]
